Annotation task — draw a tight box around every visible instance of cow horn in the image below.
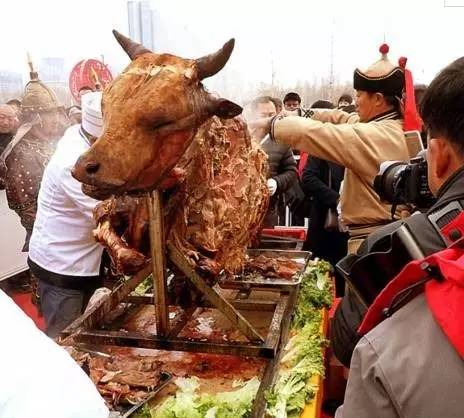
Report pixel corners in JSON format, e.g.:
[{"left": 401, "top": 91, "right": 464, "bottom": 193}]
[
  {"left": 195, "top": 38, "right": 235, "bottom": 80},
  {"left": 112, "top": 29, "right": 152, "bottom": 60}
]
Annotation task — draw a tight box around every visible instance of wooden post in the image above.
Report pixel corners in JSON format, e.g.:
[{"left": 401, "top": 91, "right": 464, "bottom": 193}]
[
  {"left": 168, "top": 243, "right": 265, "bottom": 343},
  {"left": 147, "top": 190, "right": 169, "bottom": 337}
]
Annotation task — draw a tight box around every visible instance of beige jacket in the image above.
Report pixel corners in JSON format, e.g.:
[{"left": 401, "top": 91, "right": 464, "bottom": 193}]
[{"left": 273, "top": 109, "right": 409, "bottom": 226}]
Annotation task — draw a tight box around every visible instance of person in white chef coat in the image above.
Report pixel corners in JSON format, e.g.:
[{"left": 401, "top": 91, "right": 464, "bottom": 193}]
[
  {"left": 28, "top": 92, "right": 105, "bottom": 337},
  {"left": 0, "top": 289, "right": 108, "bottom": 418}
]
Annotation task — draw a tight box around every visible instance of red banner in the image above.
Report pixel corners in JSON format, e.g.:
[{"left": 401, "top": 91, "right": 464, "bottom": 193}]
[{"left": 69, "top": 59, "right": 113, "bottom": 102}]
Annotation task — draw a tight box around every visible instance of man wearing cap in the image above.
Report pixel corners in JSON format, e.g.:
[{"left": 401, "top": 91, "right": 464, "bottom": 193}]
[
  {"left": 28, "top": 92, "right": 105, "bottom": 337},
  {"left": 253, "top": 45, "right": 419, "bottom": 367},
  {"left": 264, "top": 45, "right": 413, "bottom": 252}
]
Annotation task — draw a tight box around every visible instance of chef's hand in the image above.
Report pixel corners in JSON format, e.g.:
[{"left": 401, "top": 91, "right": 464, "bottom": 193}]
[{"left": 267, "top": 178, "right": 278, "bottom": 196}]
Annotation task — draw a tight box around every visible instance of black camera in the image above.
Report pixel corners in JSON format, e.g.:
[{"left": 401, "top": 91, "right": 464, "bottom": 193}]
[{"left": 374, "top": 150, "right": 436, "bottom": 210}]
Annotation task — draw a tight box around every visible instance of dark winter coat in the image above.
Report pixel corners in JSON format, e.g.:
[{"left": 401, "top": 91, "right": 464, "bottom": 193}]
[{"left": 261, "top": 137, "right": 297, "bottom": 226}]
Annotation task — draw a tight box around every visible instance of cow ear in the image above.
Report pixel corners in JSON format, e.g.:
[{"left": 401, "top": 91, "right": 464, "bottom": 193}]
[{"left": 210, "top": 98, "right": 242, "bottom": 119}]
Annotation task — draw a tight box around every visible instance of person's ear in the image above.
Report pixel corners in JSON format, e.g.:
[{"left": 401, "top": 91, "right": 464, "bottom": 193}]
[
  {"left": 430, "top": 138, "right": 451, "bottom": 179},
  {"left": 374, "top": 93, "right": 384, "bottom": 107}
]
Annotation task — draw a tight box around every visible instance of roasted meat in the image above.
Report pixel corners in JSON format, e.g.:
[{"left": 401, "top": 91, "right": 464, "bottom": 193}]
[
  {"left": 166, "top": 116, "right": 269, "bottom": 277},
  {"left": 92, "top": 196, "right": 149, "bottom": 274},
  {"left": 244, "top": 254, "right": 302, "bottom": 279},
  {"left": 94, "top": 116, "right": 269, "bottom": 279},
  {"left": 68, "top": 349, "right": 164, "bottom": 406}
]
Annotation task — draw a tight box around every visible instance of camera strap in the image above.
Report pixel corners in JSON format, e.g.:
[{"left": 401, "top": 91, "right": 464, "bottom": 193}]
[
  {"left": 358, "top": 208, "right": 464, "bottom": 337},
  {"left": 428, "top": 200, "right": 464, "bottom": 245}
]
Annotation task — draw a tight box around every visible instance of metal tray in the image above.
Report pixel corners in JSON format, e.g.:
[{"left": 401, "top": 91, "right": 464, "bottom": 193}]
[
  {"left": 258, "top": 234, "right": 301, "bottom": 250},
  {"left": 219, "top": 249, "right": 311, "bottom": 292},
  {"left": 118, "top": 371, "right": 172, "bottom": 418},
  {"left": 75, "top": 346, "right": 172, "bottom": 418},
  {"left": 106, "top": 371, "right": 172, "bottom": 417}
]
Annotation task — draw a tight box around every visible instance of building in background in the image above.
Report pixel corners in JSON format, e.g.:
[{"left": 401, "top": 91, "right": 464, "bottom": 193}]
[
  {"left": 127, "top": 0, "right": 155, "bottom": 51},
  {"left": 37, "top": 57, "right": 71, "bottom": 107},
  {"left": 39, "top": 57, "right": 66, "bottom": 83},
  {"left": 0, "top": 71, "right": 23, "bottom": 102}
]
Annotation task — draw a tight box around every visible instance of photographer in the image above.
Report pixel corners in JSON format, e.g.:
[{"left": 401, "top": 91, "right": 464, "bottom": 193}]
[{"left": 336, "top": 57, "right": 464, "bottom": 418}]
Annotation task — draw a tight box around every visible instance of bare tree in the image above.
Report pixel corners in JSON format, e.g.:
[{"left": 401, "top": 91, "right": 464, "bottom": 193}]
[{"left": 245, "top": 77, "right": 353, "bottom": 109}]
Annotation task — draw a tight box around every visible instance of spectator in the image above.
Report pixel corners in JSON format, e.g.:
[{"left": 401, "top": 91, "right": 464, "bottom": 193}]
[
  {"left": 271, "top": 97, "right": 283, "bottom": 113},
  {"left": 301, "top": 157, "right": 347, "bottom": 279},
  {"left": 249, "top": 96, "right": 297, "bottom": 227},
  {"left": 414, "top": 84, "right": 428, "bottom": 147},
  {"left": 6, "top": 98, "right": 22, "bottom": 118},
  {"left": 283, "top": 92, "right": 301, "bottom": 112},
  {"left": 297, "top": 100, "right": 334, "bottom": 176},
  {"left": 340, "top": 104, "right": 356, "bottom": 113},
  {"left": 337, "top": 93, "right": 353, "bottom": 109},
  {"left": 414, "top": 84, "right": 427, "bottom": 112},
  {"left": 0, "top": 104, "right": 18, "bottom": 155},
  {"left": 299, "top": 99, "right": 348, "bottom": 296},
  {"left": 283, "top": 91, "right": 312, "bottom": 118}
]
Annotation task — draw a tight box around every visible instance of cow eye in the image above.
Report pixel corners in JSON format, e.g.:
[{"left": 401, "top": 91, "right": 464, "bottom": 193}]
[{"left": 150, "top": 118, "right": 173, "bottom": 130}]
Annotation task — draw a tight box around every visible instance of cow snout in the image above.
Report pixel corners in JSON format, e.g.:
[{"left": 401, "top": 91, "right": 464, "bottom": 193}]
[{"left": 85, "top": 161, "right": 100, "bottom": 175}]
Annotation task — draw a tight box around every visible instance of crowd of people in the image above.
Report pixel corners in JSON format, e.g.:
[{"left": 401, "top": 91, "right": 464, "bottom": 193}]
[{"left": 2, "top": 36, "right": 464, "bottom": 418}]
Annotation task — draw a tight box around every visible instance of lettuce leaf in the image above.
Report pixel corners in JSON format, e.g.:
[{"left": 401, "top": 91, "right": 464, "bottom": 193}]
[
  {"left": 151, "top": 377, "right": 260, "bottom": 418},
  {"left": 266, "top": 259, "right": 332, "bottom": 417}
]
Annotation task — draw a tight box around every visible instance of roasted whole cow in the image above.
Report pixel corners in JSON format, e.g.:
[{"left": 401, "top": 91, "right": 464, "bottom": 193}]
[
  {"left": 72, "top": 31, "right": 269, "bottom": 284},
  {"left": 94, "top": 116, "right": 269, "bottom": 279},
  {"left": 72, "top": 31, "right": 242, "bottom": 199}
]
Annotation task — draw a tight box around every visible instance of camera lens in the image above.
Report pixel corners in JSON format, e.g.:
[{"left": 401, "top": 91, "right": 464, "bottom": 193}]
[{"left": 374, "top": 161, "right": 407, "bottom": 203}]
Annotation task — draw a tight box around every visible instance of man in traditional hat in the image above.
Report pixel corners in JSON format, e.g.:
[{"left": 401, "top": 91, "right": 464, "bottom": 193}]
[
  {"left": 28, "top": 92, "right": 105, "bottom": 337},
  {"left": 253, "top": 44, "right": 421, "bottom": 366},
  {"left": 2, "top": 65, "right": 65, "bottom": 252},
  {"left": 259, "top": 44, "right": 416, "bottom": 252}
]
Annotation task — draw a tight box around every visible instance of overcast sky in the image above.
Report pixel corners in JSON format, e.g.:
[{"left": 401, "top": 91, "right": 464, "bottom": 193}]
[{"left": 2, "top": 0, "right": 464, "bottom": 98}]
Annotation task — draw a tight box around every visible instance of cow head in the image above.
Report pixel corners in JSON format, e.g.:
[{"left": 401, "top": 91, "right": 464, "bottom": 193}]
[{"left": 72, "top": 30, "right": 242, "bottom": 199}]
